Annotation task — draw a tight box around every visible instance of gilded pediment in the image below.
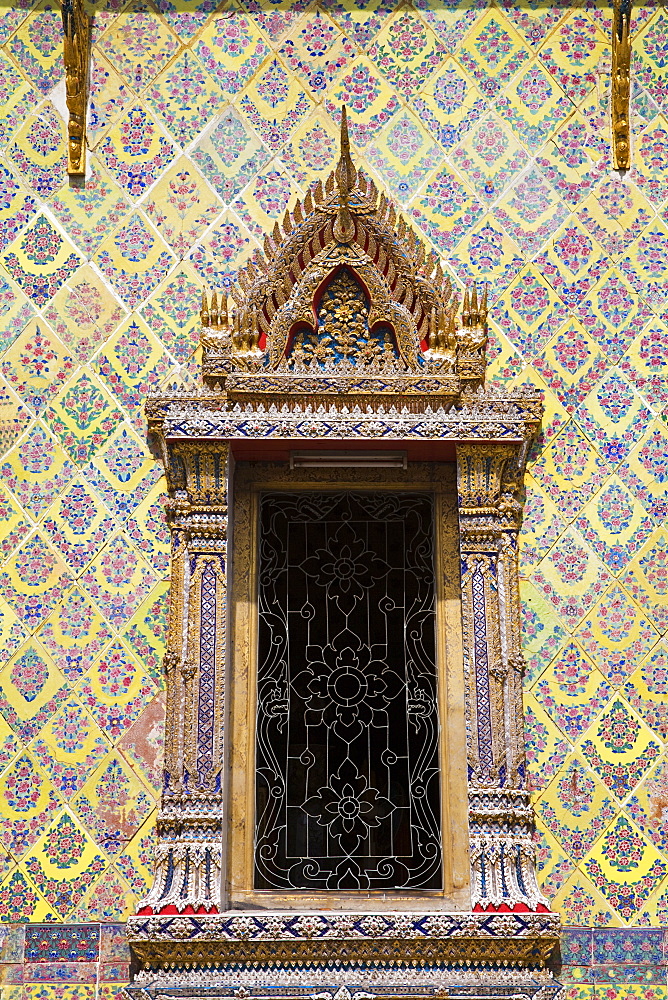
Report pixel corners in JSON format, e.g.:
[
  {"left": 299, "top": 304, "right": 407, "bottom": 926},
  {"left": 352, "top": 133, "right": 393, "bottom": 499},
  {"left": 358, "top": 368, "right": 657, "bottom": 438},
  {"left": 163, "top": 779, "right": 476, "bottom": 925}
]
[{"left": 199, "top": 108, "right": 488, "bottom": 401}]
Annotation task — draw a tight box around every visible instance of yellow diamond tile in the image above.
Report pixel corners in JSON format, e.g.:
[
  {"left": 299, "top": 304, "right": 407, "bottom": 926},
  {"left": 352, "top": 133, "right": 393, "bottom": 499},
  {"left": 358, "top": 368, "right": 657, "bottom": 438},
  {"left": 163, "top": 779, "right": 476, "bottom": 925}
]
[
  {"left": 32, "top": 696, "right": 111, "bottom": 800},
  {"left": 551, "top": 868, "right": 623, "bottom": 926},
  {"left": 144, "top": 157, "right": 222, "bottom": 256},
  {"left": 40, "top": 586, "right": 113, "bottom": 682},
  {"left": 22, "top": 809, "right": 108, "bottom": 918},
  {"left": 536, "top": 754, "right": 618, "bottom": 861},
  {"left": 621, "top": 527, "right": 668, "bottom": 633},
  {"left": 324, "top": 56, "right": 401, "bottom": 148},
  {"left": 523, "top": 693, "right": 571, "bottom": 793},
  {"left": 575, "top": 477, "right": 658, "bottom": 577},
  {"left": 367, "top": 8, "right": 446, "bottom": 99},
  {"left": 532, "top": 421, "right": 612, "bottom": 519},
  {"left": 578, "top": 174, "right": 655, "bottom": 260},
  {"left": 0, "top": 750, "right": 60, "bottom": 859},
  {"left": 43, "top": 265, "right": 126, "bottom": 363},
  {"left": 459, "top": 8, "right": 531, "bottom": 99},
  {"left": 195, "top": 10, "right": 270, "bottom": 97},
  {"left": 619, "top": 320, "right": 668, "bottom": 412},
  {"left": 534, "top": 818, "right": 576, "bottom": 902},
  {"left": 538, "top": 11, "right": 608, "bottom": 102},
  {"left": 0, "top": 639, "right": 68, "bottom": 743},
  {"left": 96, "top": 7, "right": 179, "bottom": 91},
  {"left": 583, "top": 813, "right": 668, "bottom": 922},
  {"left": 0, "top": 865, "right": 58, "bottom": 921},
  {"left": 580, "top": 697, "right": 663, "bottom": 801},
  {"left": 72, "top": 751, "right": 154, "bottom": 856}
]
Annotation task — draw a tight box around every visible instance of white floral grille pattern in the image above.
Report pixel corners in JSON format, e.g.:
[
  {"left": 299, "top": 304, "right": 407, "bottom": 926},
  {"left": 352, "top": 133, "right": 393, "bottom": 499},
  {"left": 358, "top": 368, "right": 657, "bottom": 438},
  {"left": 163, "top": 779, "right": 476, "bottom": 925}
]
[{"left": 255, "top": 492, "right": 442, "bottom": 891}]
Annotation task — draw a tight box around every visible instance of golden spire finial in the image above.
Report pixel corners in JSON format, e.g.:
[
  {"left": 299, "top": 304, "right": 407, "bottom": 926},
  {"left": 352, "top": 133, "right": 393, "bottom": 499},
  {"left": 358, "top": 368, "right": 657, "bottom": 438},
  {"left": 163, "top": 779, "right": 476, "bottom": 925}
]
[
  {"left": 335, "top": 105, "right": 356, "bottom": 201},
  {"left": 333, "top": 106, "right": 356, "bottom": 242}
]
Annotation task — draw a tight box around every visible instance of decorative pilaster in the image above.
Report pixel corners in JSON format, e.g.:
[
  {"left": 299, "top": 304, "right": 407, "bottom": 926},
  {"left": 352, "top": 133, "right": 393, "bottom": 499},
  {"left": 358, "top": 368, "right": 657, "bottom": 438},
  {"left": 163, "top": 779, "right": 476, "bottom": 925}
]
[
  {"left": 138, "top": 442, "right": 230, "bottom": 915},
  {"left": 61, "top": 0, "right": 89, "bottom": 176},
  {"left": 457, "top": 442, "right": 549, "bottom": 913}
]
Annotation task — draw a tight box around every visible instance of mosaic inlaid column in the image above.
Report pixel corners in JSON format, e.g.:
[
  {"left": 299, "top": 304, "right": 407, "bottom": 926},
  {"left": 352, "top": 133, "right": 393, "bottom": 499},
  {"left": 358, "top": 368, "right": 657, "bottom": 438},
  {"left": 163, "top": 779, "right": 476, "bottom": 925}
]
[
  {"left": 138, "top": 440, "right": 230, "bottom": 914},
  {"left": 457, "top": 442, "right": 549, "bottom": 911}
]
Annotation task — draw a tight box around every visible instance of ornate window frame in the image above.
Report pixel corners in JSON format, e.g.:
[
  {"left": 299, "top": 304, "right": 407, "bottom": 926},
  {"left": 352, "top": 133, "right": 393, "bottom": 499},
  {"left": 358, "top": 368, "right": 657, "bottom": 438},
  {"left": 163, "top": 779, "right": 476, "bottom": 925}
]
[{"left": 126, "top": 112, "right": 561, "bottom": 1000}]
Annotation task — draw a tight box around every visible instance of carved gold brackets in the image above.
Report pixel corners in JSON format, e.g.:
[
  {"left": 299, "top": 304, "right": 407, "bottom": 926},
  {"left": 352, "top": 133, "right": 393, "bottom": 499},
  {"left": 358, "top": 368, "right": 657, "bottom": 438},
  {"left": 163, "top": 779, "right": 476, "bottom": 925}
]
[
  {"left": 61, "top": 0, "right": 89, "bottom": 176},
  {"left": 612, "top": 0, "right": 632, "bottom": 172}
]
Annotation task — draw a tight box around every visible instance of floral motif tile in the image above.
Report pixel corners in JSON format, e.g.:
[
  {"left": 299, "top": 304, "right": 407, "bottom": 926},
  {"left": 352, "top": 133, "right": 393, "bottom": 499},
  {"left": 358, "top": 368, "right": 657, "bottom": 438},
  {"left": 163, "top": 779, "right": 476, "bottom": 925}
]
[
  {"left": 534, "top": 820, "right": 576, "bottom": 901},
  {"left": 0, "top": 422, "right": 75, "bottom": 520},
  {"left": 0, "top": 269, "right": 34, "bottom": 357},
  {"left": 365, "top": 110, "right": 442, "bottom": 204},
  {"left": 493, "top": 163, "right": 569, "bottom": 256},
  {"left": 536, "top": 114, "right": 607, "bottom": 212},
  {"left": 278, "top": 110, "right": 339, "bottom": 187},
  {"left": 42, "top": 477, "right": 117, "bottom": 575},
  {"left": 6, "top": 0, "right": 63, "bottom": 96},
  {"left": 93, "top": 212, "right": 175, "bottom": 311},
  {"left": 533, "top": 642, "right": 614, "bottom": 741},
  {"left": 32, "top": 697, "right": 111, "bottom": 800},
  {"left": 451, "top": 115, "right": 528, "bottom": 205},
  {"left": 533, "top": 319, "right": 609, "bottom": 415},
  {"left": 321, "top": 0, "right": 396, "bottom": 50},
  {"left": 0, "top": 641, "right": 68, "bottom": 743},
  {"left": 530, "top": 528, "right": 614, "bottom": 628},
  {"left": 47, "top": 162, "right": 130, "bottom": 260},
  {"left": 75, "top": 865, "right": 135, "bottom": 923},
  {"left": 39, "top": 588, "right": 112, "bottom": 687},
  {"left": 0, "top": 378, "right": 32, "bottom": 460},
  {"left": 576, "top": 373, "right": 654, "bottom": 468},
  {"left": 409, "top": 166, "right": 483, "bottom": 256},
  {"left": 87, "top": 53, "right": 133, "bottom": 149},
  {"left": 234, "top": 164, "right": 299, "bottom": 241},
  {"left": 6, "top": 105, "right": 67, "bottom": 200},
  {"left": 124, "top": 484, "right": 170, "bottom": 578},
  {"left": 626, "top": 224, "right": 668, "bottom": 321},
  {"left": 78, "top": 533, "right": 157, "bottom": 634},
  {"left": 577, "top": 270, "right": 653, "bottom": 365},
  {"left": 531, "top": 421, "right": 611, "bottom": 519},
  {"left": 191, "top": 106, "right": 270, "bottom": 206},
  {"left": 324, "top": 58, "right": 400, "bottom": 147},
  {"left": 140, "top": 266, "right": 201, "bottom": 364},
  {"left": 94, "top": 317, "right": 173, "bottom": 432},
  {"left": 99, "top": 106, "right": 174, "bottom": 200},
  {"left": 520, "top": 478, "right": 568, "bottom": 572},
  {"left": 621, "top": 529, "right": 668, "bottom": 634},
  {"left": 491, "top": 265, "right": 569, "bottom": 360},
  {"left": 0, "top": 50, "right": 39, "bottom": 147},
  {"left": 1, "top": 321, "right": 75, "bottom": 417},
  {"left": 536, "top": 756, "right": 618, "bottom": 861},
  {"left": 122, "top": 580, "right": 168, "bottom": 690},
  {"left": 583, "top": 814, "right": 668, "bottom": 922},
  {"left": 96, "top": 8, "right": 179, "bottom": 92},
  {"left": 580, "top": 697, "right": 662, "bottom": 801},
  {"left": 619, "top": 322, "right": 668, "bottom": 412},
  {"left": 534, "top": 217, "right": 608, "bottom": 310},
  {"left": 0, "top": 163, "right": 37, "bottom": 256},
  {"left": 578, "top": 177, "right": 655, "bottom": 261},
  {"left": 412, "top": 59, "right": 486, "bottom": 152},
  {"left": 635, "top": 11, "right": 668, "bottom": 111},
  {"left": 0, "top": 751, "right": 60, "bottom": 859},
  {"left": 626, "top": 757, "right": 668, "bottom": 857},
  {"left": 618, "top": 422, "right": 668, "bottom": 521},
  {"left": 631, "top": 119, "right": 668, "bottom": 208},
  {"left": 73, "top": 753, "right": 153, "bottom": 857},
  {"left": 574, "top": 478, "right": 657, "bottom": 576},
  {"left": 278, "top": 10, "right": 355, "bottom": 97},
  {"left": 147, "top": 49, "right": 223, "bottom": 148},
  {"left": 116, "top": 823, "right": 155, "bottom": 900},
  {"left": 76, "top": 639, "right": 155, "bottom": 741},
  {"left": 22, "top": 811, "right": 107, "bottom": 918},
  {"left": 42, "top": 267, "right": 125, "bottom": 364},
  {"left": 0, "top": 866, "right": 57, "bottom": 921},
  {"left": 497, "top": 0, "right": 568, "bottom": 50},
  {"left": 84, "top": 425, "right": 159, "bottom": 523},
  {"left": 367, "top": 8, "right": 446, "bottom": 98},
  {"left": 497, "top": 62, "right": 571, "bottom": 153},
  {"left": 144, "top": 158, "right": 222, "bottom": 256},
  {"left": 45, "top": 373, "right": 123, "bottom": 467},
  {"left": 523, "top": 694, "right": 571, "bottom": 793},
  {"left": 552, "top": 870, "right": 623, "bottom": 927},
  {"left": 0, "top": 487, "right": 30, "bottom": 562},
  {"left": 194, "top": 11, "right": 270, "bottom": 97},
  {"left": 459, "top": 8, "right": 530, "bottom": 99},
  {"left": 622, "top": 643, "right": 668, "bottom": 742},
  {"left": 0, "top": 533, "right": 73, "bottom": 631},
  {"left": 538, "top": 12, "right": 608, "bottom": 102},
  {"left": 1, "top": 215, "right": 83, "bottom": 309},
  {"left": 240, "top": 57, "right": 313, "bottom": 153},
  {"left": 448, "top": 219, "right": 524, "bottom": 301}
]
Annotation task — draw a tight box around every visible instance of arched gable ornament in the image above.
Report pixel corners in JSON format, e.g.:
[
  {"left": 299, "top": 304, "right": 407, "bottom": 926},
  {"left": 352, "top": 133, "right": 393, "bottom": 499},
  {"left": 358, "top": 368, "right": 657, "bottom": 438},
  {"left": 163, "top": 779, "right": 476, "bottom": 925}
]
[{"left": 128, "top": 110, "right": 561, "bottom": 1000}]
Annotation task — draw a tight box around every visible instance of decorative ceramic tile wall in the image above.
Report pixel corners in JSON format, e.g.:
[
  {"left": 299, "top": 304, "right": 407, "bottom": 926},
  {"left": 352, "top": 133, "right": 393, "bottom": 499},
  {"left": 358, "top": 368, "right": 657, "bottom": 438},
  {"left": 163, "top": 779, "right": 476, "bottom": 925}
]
[{"left": 0, "top": 0, "right": 665, "bottom": 967}]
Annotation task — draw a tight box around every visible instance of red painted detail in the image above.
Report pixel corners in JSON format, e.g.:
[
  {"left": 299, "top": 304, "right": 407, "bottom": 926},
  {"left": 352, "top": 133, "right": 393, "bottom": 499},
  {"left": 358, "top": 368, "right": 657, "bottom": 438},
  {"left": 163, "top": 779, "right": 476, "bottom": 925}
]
[
  {"left": 138, "top": 905, "right": 153, "bottom": 914},
  {"left": 258, "top": 331, "right": 266, "bottom": 350}
]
